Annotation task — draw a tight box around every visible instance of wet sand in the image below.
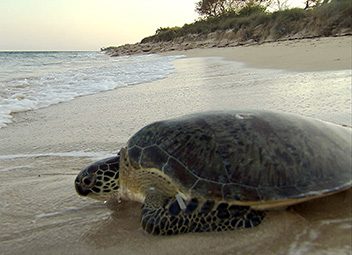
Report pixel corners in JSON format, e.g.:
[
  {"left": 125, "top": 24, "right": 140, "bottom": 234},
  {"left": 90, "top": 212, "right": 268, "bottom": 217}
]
[{"left": 0, "top": 36, "right": 351, "bottom": 255}]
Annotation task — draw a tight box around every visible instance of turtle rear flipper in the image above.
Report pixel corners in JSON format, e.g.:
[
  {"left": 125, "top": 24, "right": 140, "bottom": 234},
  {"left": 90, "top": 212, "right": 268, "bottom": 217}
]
[{"left": 141, "top": 190, "right": 265, "bottom": 235}]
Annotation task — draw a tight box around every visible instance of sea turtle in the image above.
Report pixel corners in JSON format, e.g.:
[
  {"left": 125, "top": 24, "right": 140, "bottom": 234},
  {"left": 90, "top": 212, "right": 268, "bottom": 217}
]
[{"left": 75, "top": 110, "right": 352, "bottom": 235}]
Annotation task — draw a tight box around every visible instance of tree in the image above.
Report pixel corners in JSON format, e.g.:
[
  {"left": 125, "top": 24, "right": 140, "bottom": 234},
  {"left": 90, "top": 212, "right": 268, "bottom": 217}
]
[
  {"left": 195, "top": 0, "right": 271, "bottom": 17},
  {"left": 304, "top": 0, "right": 322, "bottom": 9},
  {"left": 272, "top": 0, "right": 290, "bottom": 10},
  {"left": 195, "top": 0, "right": 232, "bottom": 17}
]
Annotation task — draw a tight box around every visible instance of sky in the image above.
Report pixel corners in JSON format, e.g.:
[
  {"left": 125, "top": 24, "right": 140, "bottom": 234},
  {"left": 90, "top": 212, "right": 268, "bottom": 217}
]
[{"left": 0, "top": 0, "right": 304, "bottom": 51}]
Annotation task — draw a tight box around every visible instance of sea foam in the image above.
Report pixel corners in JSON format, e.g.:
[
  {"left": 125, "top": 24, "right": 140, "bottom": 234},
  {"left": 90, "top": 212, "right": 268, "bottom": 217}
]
[{"left": 0, "top": 52, "right": 182, "bottom": 128}]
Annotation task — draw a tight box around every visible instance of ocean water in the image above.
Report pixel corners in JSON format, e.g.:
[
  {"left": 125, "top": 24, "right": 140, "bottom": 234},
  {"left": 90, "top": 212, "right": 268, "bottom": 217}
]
[{"left": 0, "top": 51, "right": 181, "bottom": 127}]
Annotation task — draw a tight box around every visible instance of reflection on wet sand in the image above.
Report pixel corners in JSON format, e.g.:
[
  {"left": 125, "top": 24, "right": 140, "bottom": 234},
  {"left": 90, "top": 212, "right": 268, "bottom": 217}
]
[{"left": 79, "top": 190, "right": 351, "bottom": 255}]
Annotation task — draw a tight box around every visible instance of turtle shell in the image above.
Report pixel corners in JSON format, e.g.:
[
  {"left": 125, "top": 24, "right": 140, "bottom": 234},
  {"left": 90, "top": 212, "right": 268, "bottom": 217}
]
[{"left": 126, "top": 110, "right": 352, "bottom": 204}]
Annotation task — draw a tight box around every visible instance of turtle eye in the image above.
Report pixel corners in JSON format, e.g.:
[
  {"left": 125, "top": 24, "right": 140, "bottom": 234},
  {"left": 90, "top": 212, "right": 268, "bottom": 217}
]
[{"left": 82, "top": 176, "right": 95, "bottom": 187}]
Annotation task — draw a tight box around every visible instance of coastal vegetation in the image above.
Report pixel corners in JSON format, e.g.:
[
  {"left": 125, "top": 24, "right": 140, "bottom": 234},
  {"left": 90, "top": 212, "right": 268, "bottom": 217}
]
[
  {"left": 142, "top": 0, "right": 350, "bottom": 43},
  {"left": 102, "top": 0, "right": 351, "bottom": 56}
]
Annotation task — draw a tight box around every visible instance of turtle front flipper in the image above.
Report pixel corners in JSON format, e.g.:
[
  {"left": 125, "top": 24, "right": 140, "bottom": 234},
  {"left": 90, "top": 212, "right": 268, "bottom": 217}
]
[{"left": 141, "top": 190, "right": 265, "bottom": 235}]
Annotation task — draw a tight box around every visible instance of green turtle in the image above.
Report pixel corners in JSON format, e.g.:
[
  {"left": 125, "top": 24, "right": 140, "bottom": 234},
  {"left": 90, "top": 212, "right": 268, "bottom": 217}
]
[{"left": 75, "top": 110, "right": 352, "bottom": 235}]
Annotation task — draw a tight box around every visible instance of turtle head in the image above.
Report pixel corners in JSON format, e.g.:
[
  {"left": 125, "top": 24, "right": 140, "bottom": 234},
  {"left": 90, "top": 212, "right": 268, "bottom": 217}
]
[{"left": 75, "top": 155, "right": 120, "bottom": 200}]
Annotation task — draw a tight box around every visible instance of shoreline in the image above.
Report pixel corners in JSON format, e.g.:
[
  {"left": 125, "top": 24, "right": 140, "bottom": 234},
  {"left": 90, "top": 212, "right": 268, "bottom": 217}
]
[
  {"left": 1, "top": 36, "right": 351, "bottom": 145},
  {"left": 0, "top": 36, "right": 351, "bottom": 255},
  {"left": 1, "top": 36, "right": 351, "bottom": 130}
]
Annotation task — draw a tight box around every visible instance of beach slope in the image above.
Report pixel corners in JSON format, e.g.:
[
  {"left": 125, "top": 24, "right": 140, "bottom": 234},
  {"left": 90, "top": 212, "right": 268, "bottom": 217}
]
[{"left": 0, "top": 36, "right": 351, "bottom": 255}]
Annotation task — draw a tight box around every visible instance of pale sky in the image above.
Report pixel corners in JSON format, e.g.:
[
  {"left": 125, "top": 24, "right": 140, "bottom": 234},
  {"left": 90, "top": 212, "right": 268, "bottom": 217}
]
[
  {"left": 0, "top": 0, "right": 198, "bottom": 51},
  {"left": 0, "top": 0, "right": 304, "bottom": 51}
]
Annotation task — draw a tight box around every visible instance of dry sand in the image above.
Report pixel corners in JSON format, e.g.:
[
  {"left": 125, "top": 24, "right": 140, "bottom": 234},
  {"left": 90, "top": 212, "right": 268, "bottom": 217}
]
[
  {"left": 0, "top": 36, "right": 351, "bottom": 255},
  {"left": 168, "top": 36, "right": 352, "bottom": 71}
]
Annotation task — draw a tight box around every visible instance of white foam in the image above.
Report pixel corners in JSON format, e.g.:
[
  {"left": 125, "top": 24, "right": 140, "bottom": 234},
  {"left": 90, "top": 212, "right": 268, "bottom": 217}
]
[
  {"left": 288, "top": 218, "right": 352, "bottom": 255},
  {"left": 319, "top": 217, "right": 352, "bottom": 225},
  {"left": 0, "top": 52, "right": 183, "bottom": 128},
  {"left": 0, "top": 150, "right": 115, "bottom": 160},
  {"left": 35, "top": 205, "right": 110, "bottom": 221},
  {"left": 36, "top": 212, "right": 62, "bottom": 218},
  {"left": 35, "top": 207, "right": 85, "bottom": 219}
]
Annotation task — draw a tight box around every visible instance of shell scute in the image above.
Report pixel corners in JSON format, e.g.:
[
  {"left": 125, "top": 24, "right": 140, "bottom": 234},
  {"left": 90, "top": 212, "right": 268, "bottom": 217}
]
[
  {"left": 191, "top": 180, "right": 223, "bottom": 199},
  {"left": 140, "top": 145, "right": 169, "bottom": 169},
  {"left": 163, "top": 158, "right": 198, "bottom": 190}
]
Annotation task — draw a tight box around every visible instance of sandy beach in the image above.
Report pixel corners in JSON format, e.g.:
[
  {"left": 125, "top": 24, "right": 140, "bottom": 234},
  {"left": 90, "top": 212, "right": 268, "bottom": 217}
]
[
  {"left": 0, "top": 36, "right": 351, "bottom": 255},
  {"left": 169, "top": 36, "right": 352, "bottom": 71}
]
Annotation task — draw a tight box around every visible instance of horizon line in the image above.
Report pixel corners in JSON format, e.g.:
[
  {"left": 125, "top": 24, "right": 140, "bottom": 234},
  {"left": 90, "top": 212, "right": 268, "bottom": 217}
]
[{"left": 0, "top": 50, "right": 101, "bottom": 53}]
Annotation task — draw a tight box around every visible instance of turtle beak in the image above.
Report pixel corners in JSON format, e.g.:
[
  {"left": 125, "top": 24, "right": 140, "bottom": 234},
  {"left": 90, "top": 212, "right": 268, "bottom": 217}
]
[{"left": 75, "top": 175, "right": 91, "bottom": 196}]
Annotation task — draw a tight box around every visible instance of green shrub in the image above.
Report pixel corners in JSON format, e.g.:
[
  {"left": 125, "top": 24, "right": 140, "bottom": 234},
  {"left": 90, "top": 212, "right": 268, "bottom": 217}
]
[
  {"left": 238, "top": 4, "right": 267, "bottom": 17},
  {"left": 251, "top": 12, "right": 271, "bottom": 27},
  {"left": 140, "top": 1, "right": 351, "bottom": 43},
  {"left": 313, "top": 0, "right": 352, "bottom": 30},
  {"left": 272, "top": 8, "right": 307, "bottom": 23},
  {"left": 270, "top": 8, "right": 308, "bottom": 38}
]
